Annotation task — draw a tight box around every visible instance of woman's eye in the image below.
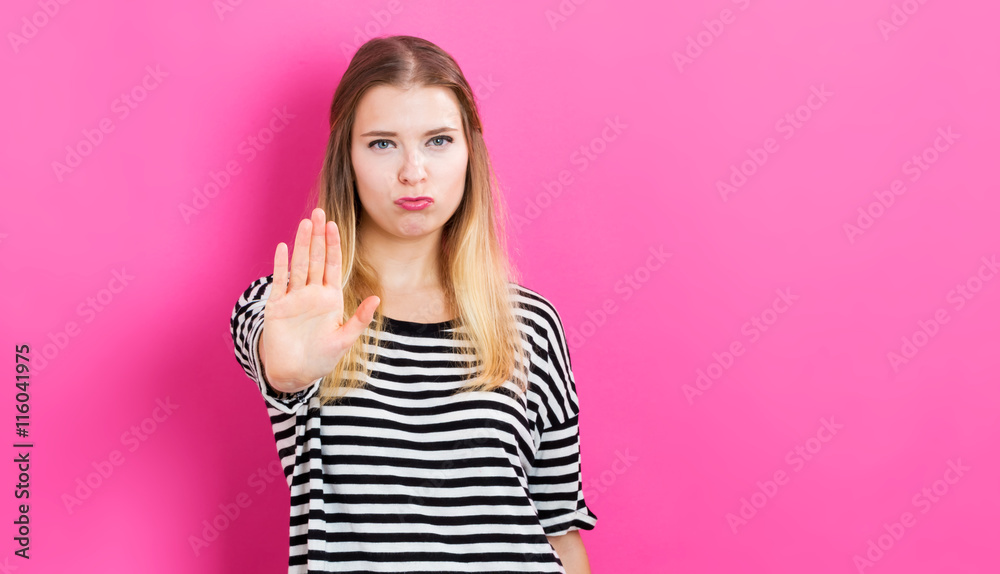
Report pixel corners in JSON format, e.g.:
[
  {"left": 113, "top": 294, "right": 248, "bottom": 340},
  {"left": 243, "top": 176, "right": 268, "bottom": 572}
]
[
  {"left": 430, "top": 136, "right": 452, "bottom": 147},
  {"left": 370, "top": 139, "right": 392, "bottom": 150}
]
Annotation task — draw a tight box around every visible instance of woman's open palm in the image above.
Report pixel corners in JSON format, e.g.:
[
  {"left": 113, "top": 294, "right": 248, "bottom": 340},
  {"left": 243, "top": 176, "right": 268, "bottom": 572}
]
[{"left": 260, "top": 208, "right": 381, "bottom": 393}]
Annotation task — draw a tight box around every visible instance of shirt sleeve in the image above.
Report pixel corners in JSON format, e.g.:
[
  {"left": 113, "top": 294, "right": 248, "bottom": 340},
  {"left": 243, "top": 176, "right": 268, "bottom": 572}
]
[
  {"left": 527, "top": 302, "right": 599, "bottom": 537},
  {"left": 229, "top": 273, "right": 323, "bottom": 415}
]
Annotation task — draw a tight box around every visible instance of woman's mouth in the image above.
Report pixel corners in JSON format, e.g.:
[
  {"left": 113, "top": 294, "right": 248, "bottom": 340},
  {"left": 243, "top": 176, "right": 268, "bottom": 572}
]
[{"left": 395, "top": 197, "right": 433, "bottom": 211}]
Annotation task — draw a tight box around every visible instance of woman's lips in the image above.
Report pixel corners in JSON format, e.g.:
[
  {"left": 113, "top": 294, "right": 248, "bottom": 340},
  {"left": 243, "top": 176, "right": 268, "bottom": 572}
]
[{"left": 395, "top": 197, "right": 433, "bottom": 211}]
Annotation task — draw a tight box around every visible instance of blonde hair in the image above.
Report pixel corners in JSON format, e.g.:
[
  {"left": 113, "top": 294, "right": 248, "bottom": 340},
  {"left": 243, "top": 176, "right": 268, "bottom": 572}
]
[{"left": 306, "top": 35, "right": 529, "bottom": 406}]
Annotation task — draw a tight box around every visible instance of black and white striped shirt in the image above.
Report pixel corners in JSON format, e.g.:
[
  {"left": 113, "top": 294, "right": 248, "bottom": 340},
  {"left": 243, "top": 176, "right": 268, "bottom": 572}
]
[{"left": 229, "top": 274, "right": 598, "bottom": 573}]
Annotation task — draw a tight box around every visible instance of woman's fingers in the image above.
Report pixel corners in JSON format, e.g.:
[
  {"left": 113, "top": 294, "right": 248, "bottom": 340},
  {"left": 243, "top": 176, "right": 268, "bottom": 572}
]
[
  {"left": 271, "top": 242, "right": 289, "bottom": 303},
  {"left": 289, "top": 218, "right": 312, "bottom": 290},
  {"left": 307, "top": 208, "right": 326, "bottom": 285},
  {"left": 324, "top": 220, "right": 342, "bottom": 289}
]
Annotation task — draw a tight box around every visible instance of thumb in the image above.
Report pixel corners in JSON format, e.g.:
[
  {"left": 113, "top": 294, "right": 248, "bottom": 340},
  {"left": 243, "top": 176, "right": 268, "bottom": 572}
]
[{"left": 343, "top": 296, "right": 380, "bottom": 339}]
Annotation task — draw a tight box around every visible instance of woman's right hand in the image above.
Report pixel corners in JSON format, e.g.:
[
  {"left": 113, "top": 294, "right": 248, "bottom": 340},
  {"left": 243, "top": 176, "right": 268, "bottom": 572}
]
[{"left": 259, "top": 207, "right": 381, "bottom": 393}]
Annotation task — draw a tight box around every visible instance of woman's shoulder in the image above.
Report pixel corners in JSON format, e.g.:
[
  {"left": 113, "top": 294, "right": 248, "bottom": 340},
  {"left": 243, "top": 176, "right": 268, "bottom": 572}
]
[
  {"left": 506, "top": 281, "right": 570, "bottom": 345},
  {"left": 506, "top": 282, "right": 580, "bottom": 425}
]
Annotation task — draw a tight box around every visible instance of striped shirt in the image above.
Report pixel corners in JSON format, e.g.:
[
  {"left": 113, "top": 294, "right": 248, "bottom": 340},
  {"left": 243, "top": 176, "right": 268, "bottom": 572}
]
[{"left": 229, "top": 274, "right": 598, "bottom": 573}]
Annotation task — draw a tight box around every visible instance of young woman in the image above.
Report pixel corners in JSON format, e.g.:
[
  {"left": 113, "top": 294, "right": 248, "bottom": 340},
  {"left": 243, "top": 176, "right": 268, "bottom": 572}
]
[{"left": 230, "top": 35, "right": 597, "bottom": 573}]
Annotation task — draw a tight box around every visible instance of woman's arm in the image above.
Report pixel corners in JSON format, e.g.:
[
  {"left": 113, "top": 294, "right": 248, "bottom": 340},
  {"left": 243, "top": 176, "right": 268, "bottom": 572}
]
[{"left": 547, "top": 530, "right": 592, "bottom": 574}]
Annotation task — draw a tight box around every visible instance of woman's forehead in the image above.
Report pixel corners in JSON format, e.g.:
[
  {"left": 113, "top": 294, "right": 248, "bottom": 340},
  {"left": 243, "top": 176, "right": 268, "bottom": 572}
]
[{"left": 354, "top": 85, "right": 462, "bottom": 134}]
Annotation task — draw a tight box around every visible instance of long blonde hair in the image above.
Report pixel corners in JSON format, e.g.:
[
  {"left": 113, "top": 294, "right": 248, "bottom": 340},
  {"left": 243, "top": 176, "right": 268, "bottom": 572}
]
[{"left": 306, "top": 35, "right": 528, "bottom": 406}]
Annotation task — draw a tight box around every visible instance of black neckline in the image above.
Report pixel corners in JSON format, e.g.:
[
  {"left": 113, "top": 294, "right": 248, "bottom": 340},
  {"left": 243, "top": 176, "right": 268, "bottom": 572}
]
[{"left": 381, "top": 315, "right": 456, "bottom": 334}]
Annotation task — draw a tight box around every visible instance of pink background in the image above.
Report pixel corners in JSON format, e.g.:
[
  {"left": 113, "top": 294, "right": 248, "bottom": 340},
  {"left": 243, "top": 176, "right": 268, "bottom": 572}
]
[{"left": 2, "top": 0, "right": 998, "bottom": 572}]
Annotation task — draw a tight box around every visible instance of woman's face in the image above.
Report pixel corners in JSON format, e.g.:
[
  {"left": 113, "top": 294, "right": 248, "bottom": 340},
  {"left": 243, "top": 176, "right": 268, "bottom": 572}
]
[{"left": 351, "top": 84, "right": 469, "bottom": 240}]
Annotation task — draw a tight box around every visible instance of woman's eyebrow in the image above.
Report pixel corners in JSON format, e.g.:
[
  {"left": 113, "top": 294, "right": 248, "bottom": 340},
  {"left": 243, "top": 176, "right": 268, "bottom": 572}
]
[{"left": 359, "top": 127, "right": 457, "bottom": 137}]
